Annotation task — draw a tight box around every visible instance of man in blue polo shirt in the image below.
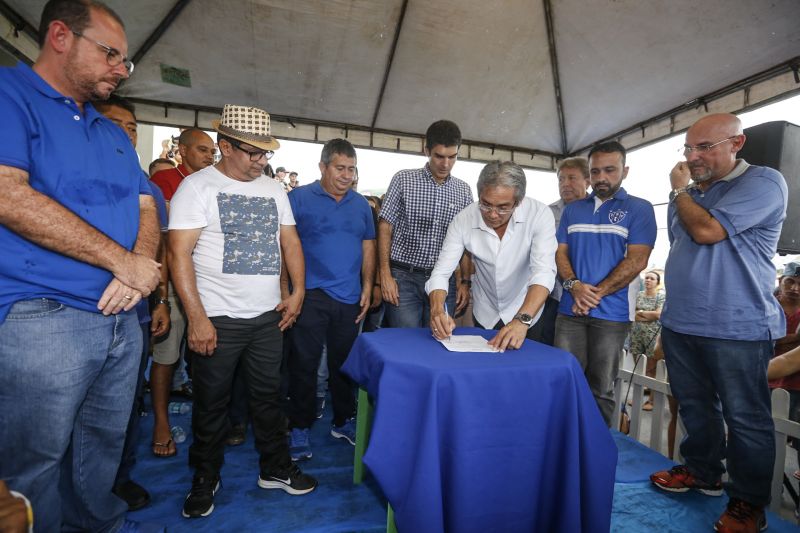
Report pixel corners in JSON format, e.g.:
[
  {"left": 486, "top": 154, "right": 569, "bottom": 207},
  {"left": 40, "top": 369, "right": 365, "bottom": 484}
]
[
  {"left": 0, "top": 1, "right": 160, "bottom": 531},
  {"left": 554, "top": 141, "right": 656, "bottom": 426},
  {"left": 286, "top": 138, "right": 376, "bottom": 461},
  {"left": 650, "top": 113, "right": 787, "bottom": 533}
]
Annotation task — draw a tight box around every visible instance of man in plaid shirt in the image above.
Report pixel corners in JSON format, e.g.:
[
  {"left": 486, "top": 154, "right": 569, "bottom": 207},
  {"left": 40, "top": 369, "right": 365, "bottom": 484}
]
[{"left": 378, "top": 120, "right": 473, "bottom": 328}]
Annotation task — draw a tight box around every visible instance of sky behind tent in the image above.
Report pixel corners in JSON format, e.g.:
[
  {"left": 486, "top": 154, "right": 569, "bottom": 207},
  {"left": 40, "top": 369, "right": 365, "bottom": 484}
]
[{"left": 150, "top": 94, "right": 800, "bottom": 271}]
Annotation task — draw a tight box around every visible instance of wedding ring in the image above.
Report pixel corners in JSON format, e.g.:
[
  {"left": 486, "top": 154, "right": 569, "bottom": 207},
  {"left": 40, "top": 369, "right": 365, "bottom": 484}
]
[{"left": 123, "top": 295, "right": 132, "bottom": 300}]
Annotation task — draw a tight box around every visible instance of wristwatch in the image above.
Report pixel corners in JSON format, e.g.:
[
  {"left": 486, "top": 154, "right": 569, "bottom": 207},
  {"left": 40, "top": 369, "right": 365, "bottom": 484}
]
[
  {"left": 156, "top": 298, "right": 170, "bottom": 307},
  {"left": 461, "top": 279, "right": 472, "bottom": 287},
  {"left": 513, "top": 313, "right": 534, "bottom": 326},
  {"left": 669, "top": 186, "right": 689, "bottom": 202},
  {"left": 562, "top": 278, "right": 579, "bottom": 291}
]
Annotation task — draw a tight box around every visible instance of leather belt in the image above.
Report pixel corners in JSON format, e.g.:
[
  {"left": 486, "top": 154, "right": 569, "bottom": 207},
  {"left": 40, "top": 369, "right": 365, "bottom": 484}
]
[{"left": 390, "top": 260, "right": 433, "bottom": 277}]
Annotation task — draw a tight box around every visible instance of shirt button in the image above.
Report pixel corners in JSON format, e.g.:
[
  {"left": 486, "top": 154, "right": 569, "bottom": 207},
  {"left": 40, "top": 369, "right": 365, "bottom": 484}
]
[{"left": 73, "top": 115, "right": 80, "bottom": 121}]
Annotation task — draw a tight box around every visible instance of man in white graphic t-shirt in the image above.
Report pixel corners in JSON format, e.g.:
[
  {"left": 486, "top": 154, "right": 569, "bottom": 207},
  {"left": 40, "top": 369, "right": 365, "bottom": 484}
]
[{"left": 169, "top": 105, "right": 316, "bottom": 519}]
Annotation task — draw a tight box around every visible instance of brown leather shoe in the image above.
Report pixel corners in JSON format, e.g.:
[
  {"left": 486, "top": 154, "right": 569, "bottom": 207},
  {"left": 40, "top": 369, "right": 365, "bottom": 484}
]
[{"left": 714, "top": 498, "right": 767, "bottom": 533}]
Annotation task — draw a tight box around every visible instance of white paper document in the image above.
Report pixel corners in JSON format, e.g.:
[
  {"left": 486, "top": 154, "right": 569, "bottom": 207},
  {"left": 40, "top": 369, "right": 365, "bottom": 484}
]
[{"left": 436, "top": 335, "right": 500, "bottom": 353}]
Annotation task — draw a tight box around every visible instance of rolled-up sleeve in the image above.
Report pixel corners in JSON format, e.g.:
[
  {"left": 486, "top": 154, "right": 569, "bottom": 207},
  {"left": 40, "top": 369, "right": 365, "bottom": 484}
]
[
  {"left": 526, "top": 205, "right": 557, "bottom": 291},
  {"left": 425, "top": 208, "right": 468, "bottom": 295}
]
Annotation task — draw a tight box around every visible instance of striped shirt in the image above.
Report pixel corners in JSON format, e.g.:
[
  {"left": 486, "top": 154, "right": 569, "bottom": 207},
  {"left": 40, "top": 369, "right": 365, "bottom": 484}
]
[
  {"left": 556, "top": 188, "right": 656, "bottom": 322},
  {"left": 379, "top": 164, "right": 473, "bottom": 269}
]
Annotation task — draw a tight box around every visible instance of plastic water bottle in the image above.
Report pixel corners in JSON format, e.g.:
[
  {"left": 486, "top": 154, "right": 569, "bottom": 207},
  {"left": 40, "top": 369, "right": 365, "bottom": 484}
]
[
  {"left": 171, "top": 425, "right": 187, "bottom": 444},
  {"left": 168, "top": 401, "right": 191, "bottom": 415}
]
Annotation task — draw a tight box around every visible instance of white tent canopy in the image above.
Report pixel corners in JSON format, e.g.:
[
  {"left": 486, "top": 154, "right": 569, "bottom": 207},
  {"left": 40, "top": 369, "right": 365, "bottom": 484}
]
[{"left": 1, "top": 0, "right": 798, "bottom": 170}]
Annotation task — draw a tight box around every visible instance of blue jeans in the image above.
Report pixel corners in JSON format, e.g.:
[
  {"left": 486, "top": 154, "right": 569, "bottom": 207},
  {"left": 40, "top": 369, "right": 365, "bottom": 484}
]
[
  {"left": 115, "top": 322, "right": 150, "bottom": 486},
  {"left": 0, "top": 299, "right": 140, "bottom": 532},
  {"left": 661, "top": 327, "right": 775, "bottom": 506},
  {"left": 384, "top": 267, "right": 456, "bottom": 328},
  {"left": 554, "top": 314, "right": 631, "bottom": 426}
]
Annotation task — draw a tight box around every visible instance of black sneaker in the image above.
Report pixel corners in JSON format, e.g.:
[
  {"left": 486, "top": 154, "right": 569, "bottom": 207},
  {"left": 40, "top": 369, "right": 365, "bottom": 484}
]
[
  {"left": 112, "top": 480, "right": 151, "bottom": 511},
  {"left": 182, "top": 474, "right": 221, "bottom": 518},
  {"left": 226, "top": 423, "right": 246, "bottom": 446},
  {"left": 258, "top": 463, "right": 317, "bottom": 495}
]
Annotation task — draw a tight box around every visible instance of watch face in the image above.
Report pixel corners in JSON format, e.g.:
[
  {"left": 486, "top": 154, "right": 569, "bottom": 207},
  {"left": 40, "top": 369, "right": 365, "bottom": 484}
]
[{"left": 518, "top": 313, "right": 533, "bottom": 324}]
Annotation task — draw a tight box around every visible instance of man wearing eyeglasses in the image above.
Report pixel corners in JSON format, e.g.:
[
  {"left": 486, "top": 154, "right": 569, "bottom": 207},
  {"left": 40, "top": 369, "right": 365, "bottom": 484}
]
[
  {"left": 169, "top": 104, "right": 316, "bottom": 519},
  {"left": 0, "top": 1, "right": 161, "bottom": 531},
  {"left": 554, "top": 141, "right": 657, "bottom": 427},
  {"left": 651, "top": 113, "right": 787, "bottom": 533},
  {"left": 427, "top": 161, "right": 556, "bottom": 352}
]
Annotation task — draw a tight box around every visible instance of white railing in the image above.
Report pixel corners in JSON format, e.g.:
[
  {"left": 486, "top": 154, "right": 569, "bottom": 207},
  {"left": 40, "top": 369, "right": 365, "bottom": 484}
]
[
  {"left": 614, "top": 351, "right": 800, "bottom": 517},
  {"left": 770, "top": 387, "right": 800, "bottom": 514},
  {"left": 613, "top": 353, "right": 684, "bottom": 461}
]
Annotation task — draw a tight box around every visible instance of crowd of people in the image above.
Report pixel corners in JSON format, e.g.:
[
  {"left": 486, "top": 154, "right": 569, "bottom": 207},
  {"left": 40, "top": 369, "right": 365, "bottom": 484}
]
[{"left": 0, "top": 2, "right": 796, "bottom": 533}]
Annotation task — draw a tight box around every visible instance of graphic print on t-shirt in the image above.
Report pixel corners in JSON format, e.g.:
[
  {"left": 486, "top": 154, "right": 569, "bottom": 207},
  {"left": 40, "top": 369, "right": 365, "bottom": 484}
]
[{"left": 217, "top": 193, "right": 280, "bottom": 275}]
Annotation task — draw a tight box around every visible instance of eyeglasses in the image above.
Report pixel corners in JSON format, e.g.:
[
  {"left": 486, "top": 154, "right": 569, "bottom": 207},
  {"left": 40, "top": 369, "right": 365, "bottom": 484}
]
[
  {"left": 478, "top": 202, "right": 515, "bottom": 215},
  {"left": 682, "top": 136, "right": 737, "bottom": 155},
  {"left": 71, "top": 30, "right": 134, "bottom": 75},
  {"left": 227, "top": 138, "right": 274, "bottom": 161}
]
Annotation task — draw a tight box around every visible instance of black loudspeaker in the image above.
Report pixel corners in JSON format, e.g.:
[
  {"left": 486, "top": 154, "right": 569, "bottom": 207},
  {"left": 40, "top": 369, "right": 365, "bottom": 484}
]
[{"left": 738, "top": 121, "right": 800, "bottom": 255}]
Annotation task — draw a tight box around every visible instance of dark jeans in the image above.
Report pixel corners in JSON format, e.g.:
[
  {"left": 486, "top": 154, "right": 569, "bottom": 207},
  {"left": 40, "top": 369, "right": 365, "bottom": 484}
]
[
  {"left": 473, "top": 310, "right": 548, "bottom": 344},
  {"left": 383, "top": 267, "right": 456, "bottom": 328},
  {"left": 662, "top": 327, "right": 775, "bottom": 506},
  {"left": 189, "top": 311, "right": 289, "bottom": 477},
  {"left": 115, "top": 322, "right": 151, "bottom": 486},
  {"left": 554, "top": 314, "right": 631, "bottom": 426},
  {"left": 288, "top": 289, "right": 360, "bottom": 428},
  {"left": 537, "top": 296, "right": 560, "bottom": 346}
]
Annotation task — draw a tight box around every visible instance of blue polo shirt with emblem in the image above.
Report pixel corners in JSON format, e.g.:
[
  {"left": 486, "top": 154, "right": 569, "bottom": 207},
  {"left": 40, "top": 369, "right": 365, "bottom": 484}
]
[
  {"left": 0, "top": 62, "right": 151, "bottom": 323},
  {"left": 556, "top": 187, "right": 657, "bottom": 322},
  {"left": 288, "top": 180, "right": 376, "bottom": 304},
  {"left": 661, "top": 162, "right": 786, "bottom": 341}
]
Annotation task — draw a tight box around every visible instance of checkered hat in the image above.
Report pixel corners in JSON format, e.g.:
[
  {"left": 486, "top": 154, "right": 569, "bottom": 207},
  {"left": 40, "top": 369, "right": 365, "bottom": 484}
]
[{"left": 211, "top": 104, "right": 280, "bottom": 151}]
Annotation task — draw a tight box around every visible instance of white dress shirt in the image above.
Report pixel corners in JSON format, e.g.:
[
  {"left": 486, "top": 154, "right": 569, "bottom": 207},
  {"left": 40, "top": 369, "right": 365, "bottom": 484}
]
[{"left": 425, "top": 197, "right": 557, "bottom": 328}]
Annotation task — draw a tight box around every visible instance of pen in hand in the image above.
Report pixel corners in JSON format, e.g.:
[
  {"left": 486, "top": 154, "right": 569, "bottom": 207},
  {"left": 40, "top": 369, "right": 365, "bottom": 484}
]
[{"left": 443, "top": 303, "right": 452, "bottom": 341}]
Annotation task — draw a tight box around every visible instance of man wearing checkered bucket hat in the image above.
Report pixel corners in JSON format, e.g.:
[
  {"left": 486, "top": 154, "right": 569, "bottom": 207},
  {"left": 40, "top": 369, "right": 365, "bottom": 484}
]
[{"left": 169, "top": 104, "right": 316, "bottom": 518}]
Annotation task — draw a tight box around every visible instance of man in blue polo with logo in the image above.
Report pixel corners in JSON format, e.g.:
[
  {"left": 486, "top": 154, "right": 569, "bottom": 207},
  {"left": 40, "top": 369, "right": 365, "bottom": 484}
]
[
  {"left": 554, "top": 141, "right": 656, "bottom": 426},
  {"left": 650, "top": 113, "right": 787, "bottom": 533},
  {"left": 0, "top": 1, "right": 161, "bottom": 531},
  {"left": 286, "top": 138, "right": 376, "bottom": 461}
]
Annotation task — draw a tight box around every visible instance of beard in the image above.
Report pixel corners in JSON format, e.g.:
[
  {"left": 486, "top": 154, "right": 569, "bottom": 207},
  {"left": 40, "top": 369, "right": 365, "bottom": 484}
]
[
  {"left": 689, "top": 164, "right": 713, "bottom": 183},
  {"left": 593, "top": 181, "right": 621, "bottom": 200},
  {"left": 64, "top": 48, "right": 121, "bottom": 102}
]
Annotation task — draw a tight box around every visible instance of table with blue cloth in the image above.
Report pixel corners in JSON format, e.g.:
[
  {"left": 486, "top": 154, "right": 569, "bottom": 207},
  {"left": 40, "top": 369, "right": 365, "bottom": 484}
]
[{"left": 341, "top": 327, "right": 617, "bottom": 533}]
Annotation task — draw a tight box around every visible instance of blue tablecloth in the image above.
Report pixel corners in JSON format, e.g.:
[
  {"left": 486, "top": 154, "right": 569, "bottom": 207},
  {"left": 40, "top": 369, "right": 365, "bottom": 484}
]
[{"left": 342, "top": 327, "right": 617, "bottom": 533}]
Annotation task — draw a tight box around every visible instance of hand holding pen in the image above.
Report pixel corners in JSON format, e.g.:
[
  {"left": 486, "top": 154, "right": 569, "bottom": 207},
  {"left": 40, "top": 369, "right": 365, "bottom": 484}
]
[{"left": 430, "top": 302, "right": 456, "bottom": 341}]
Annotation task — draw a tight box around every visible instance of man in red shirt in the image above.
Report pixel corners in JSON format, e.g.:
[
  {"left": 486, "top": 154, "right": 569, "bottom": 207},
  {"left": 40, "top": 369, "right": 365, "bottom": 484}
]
[
  {"left": 769, "top": 262, "right": 800, "bottom": 479},
  {"left": 149, "top": 127, "right": 215, "bottom": 458},
  {"left": 151, "top": 128, "right": 215, "bottom": 202},
  {"left": 773, "top": 262, "right": 800, "bottom": 357}
]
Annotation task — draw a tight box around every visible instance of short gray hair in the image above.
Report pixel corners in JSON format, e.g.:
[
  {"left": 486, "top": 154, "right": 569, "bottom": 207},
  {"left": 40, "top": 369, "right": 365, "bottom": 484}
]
[{"left": 476, "top": 161, "right": 526, "bottom": 204}]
